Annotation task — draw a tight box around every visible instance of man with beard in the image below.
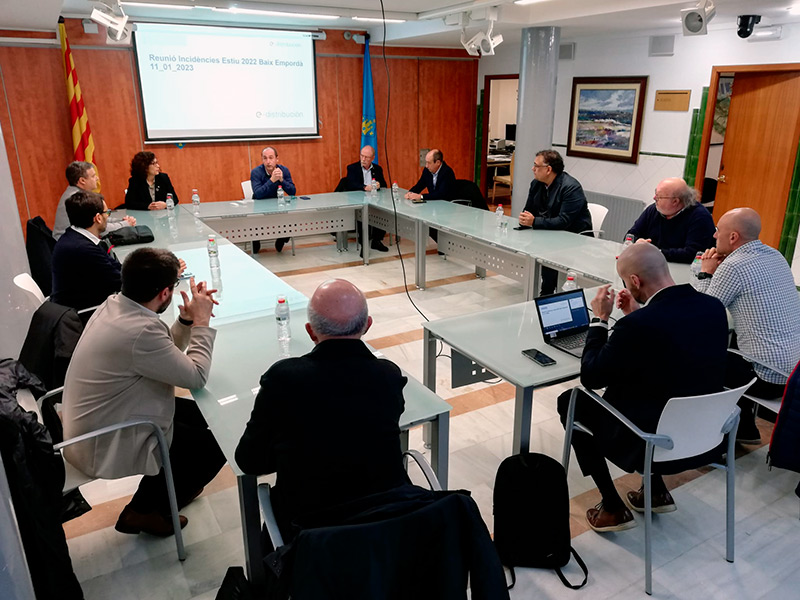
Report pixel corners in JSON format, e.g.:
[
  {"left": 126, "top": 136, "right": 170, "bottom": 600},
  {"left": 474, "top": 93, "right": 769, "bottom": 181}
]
[{"left": 62, "top": 248, "right": 225, "bottom": 537}]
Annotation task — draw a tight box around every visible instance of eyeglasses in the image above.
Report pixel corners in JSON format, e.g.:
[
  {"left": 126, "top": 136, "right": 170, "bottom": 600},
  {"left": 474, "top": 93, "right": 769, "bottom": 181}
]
[
  {"left": 169, "top": 280, "right": 181, "bottom": 290},
  {"left": 100, "top": 209, "right": 112, "bottom": 217},
  {"left": 532, "top": 163, "right": 550, "bottom": 170}
]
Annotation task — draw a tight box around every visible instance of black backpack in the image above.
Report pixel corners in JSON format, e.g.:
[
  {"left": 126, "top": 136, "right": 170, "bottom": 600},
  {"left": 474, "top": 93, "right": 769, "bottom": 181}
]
[{"left": 493, "top": 452, "right": 588, "bottom": 589}]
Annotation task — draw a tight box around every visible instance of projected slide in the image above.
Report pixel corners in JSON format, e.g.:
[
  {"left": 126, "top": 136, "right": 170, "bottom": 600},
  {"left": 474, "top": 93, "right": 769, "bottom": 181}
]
[{"left": 133, "top": 23, "right": 318, "bottom": 142}]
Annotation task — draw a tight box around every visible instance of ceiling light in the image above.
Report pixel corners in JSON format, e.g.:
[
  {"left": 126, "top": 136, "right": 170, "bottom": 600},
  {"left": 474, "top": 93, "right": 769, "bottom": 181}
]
[
  {"left": 212, "top": 7, "right": 340, "bottom": 20},
  {"left": 681, "top": 0, "right": 716, "bottom": 36},
  {"left": 514, "top": 0, "right": 550, "bottom": 5},
  {"left": 352, "top": 17, "right": 406, "bottom": 23},
  {"left": 119, "top": 2, "right": 192, "bottom": 9},
  {"left": 748, "top": 25, "right": 782, "bottom": 41}
]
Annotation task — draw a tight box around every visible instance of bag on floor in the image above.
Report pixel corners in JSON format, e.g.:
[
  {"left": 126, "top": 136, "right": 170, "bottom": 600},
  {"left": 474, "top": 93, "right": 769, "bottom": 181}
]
[{"left": 493, "top": 452, "right": 588, "bottom": 589}]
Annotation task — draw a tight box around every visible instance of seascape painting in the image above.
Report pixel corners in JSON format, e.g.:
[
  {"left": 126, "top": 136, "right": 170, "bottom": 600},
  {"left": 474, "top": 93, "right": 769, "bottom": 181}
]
[{"left": 567, "top": 76, "right": 648, "bottom": 164}]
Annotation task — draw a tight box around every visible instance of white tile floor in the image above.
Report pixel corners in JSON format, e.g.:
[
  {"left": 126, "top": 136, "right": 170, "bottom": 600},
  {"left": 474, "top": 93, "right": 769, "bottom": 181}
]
[{"left": 66, "top": 235, "right": 800, "bottom": 599}]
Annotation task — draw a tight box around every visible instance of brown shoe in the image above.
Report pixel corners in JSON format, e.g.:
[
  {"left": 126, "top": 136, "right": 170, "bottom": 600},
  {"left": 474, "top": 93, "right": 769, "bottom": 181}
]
[
  {"left": 586, "top": 502, "right": 637, "bottom": 533},
  {"left": 625, "top": 486, "right": 677, "bottom": 514},
  {"left": 115, "top": 506, "right": 188, "bottom": 537}
]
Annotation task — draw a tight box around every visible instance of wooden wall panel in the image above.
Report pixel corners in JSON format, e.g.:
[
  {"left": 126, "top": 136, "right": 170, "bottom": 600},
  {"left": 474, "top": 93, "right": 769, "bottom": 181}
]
[
  {"left": 3, "top": 21, "right": 479, "bottom": 233},
  {"left": 417, "top": 60, "right": 478, "bottom": 183},
  {"left": 373, "top": 58, "right": 420, "bottom": 189},
  {"left": 0, "top": 47, "right": 73, "bottom": 228}
]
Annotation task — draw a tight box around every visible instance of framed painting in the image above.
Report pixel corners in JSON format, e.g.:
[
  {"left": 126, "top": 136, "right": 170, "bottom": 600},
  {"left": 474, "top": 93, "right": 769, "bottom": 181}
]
[{"left": 566, "top": 76, "right": 648, "bottom": 164}]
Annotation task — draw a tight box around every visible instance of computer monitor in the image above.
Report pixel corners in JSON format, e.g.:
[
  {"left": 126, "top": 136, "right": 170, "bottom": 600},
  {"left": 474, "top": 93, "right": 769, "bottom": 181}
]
[{"left": 505, "top": 123, "right": 516, "bottom": 142}]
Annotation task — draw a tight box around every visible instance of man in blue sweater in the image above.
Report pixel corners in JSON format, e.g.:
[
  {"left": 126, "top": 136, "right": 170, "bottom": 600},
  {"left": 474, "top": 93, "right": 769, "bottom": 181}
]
[
  {"left": 250, "top": 146, "right": 297, "bottom": 253},
  {"left": 626, "top": 177, "right": 716, "bottom": 263}
]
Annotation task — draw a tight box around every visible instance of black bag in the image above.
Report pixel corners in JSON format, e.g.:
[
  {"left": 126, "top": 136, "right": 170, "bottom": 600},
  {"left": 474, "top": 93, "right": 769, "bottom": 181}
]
[
  {"left": 493, "top": 452, "right": 588, "bottom": 589},
  {"left": 106, "top": 225, "right": 154, "bottom": 246}
]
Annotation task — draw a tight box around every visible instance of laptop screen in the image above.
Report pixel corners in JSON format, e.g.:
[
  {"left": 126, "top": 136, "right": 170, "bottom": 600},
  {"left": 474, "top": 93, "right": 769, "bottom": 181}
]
[{"left": 535, "top": 289, "right": 591, "bottom": 338}]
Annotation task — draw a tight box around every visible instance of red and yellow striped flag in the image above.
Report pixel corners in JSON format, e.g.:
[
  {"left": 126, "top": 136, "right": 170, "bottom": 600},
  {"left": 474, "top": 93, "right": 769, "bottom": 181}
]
[{"left": 58, "top": 20, "right": 100, "bottom": 191}]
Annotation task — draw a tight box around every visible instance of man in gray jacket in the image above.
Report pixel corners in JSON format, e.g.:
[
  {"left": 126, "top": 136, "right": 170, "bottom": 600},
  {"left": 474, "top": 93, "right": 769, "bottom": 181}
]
[{"left": 62, "top": 247, "right": 224, "bottom": 537}]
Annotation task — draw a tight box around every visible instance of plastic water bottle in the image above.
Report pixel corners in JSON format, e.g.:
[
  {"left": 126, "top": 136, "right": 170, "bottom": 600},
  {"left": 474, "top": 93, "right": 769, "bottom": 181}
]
[
  {"left": 191, "top": 188, "right": 200, "bottom": 216},
  {"left": 562, "top": 270, "right": 579, "bottom": 291},
  {"left": 391, "top": 181, "right": 399, "bottom": 202},
  {"left": 495, "top": 204, "right": 504, "bottom": 228},
  {"left": 623, "top": 233, "right": 634, "bottom": 248},
  {"left": 371, "top": 179, "right": 378, "bottom": 198},
  {"left": 275, "top": 295, "right": 291, "bottom": 342},
  {"left": 690, "top": 252, "right": 703, "bottom": 288},
  {"left": 166, "top": 193, "right": 175, "bottom": 211},
  {"left": 207, "top": 235, "right": 222, "bottom": 298},
  {"left": 276, "top": 185, "right": 285, "bottom": 207}
]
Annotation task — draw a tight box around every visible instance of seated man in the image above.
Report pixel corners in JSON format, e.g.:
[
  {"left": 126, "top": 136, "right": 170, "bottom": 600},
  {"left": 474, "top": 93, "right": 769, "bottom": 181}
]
[
  {"left": 51, "top": 191, "right": 122, "bottom": 312},
  {"left": 53, "top": 161, "right": 135, "bottom": 241},
  {"left": 518, "top": 150, "right": 593, "bottom": 295},
  {"left": 250, "top": 145, "right": 297, "bottom": 253},
  {"left": 405, "top": 148, "right": 456, "bottom": 202},
  {"left": 697, "top": 207, "right": 800, "bottom": 443},
  {"left": 344, "top": 145, "right": 388, "bottom": 252},
  {"left": 627, "top": 177, "right": 716, "bottom": 263},
  {"left": 558, "top": 243, "right": 728, "bottom": 532},
  {"left": 62, "top": 248, "right": 225, "bottom": 536},
  {"left": 235, "top": 279, "right": 410, "bottom": 542}
]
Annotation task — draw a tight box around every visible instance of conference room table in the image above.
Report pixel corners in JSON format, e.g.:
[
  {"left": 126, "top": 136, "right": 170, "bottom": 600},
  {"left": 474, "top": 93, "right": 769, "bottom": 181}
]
[{"left": 115, "top": 207, "right": 452, "bottom": 586}]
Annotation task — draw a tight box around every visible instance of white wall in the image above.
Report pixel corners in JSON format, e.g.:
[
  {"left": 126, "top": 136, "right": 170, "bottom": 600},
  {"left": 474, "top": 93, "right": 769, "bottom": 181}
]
[
  {"left": 488, "top": 78, "right": 518, "bottom": 140},
  {"left": 478, "top": 23, "right": 800, "bottom": 203}
]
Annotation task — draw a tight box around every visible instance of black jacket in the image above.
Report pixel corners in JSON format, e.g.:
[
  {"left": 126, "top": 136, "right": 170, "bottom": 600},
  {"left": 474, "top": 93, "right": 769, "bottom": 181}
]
[
  {"left": 522, "top": 172, "right": 592, "bottom": 233},
  {"left": 51, "top": 228, "right": 121, "bottom": 312},
  {"left": 344, "top": 161, "right": 387, "bottom": 191},
  {"left": 235, "top": 339, "right": 410, "bottom": 534},
  {"left": 627, "top": 203, "right": 717, "bottom": 264},
  {"left": 409, "top": 161, "right": 457, "bottom": 200},
  {"left": 125, "top": 172, "right": 178, "bottom": 210},
  {"left": 580, "top": 284, "right": 729, "bottom": 471},
  {"left": 0, "top": 359, "right": 83, "bottom": 600},
  {"left": 280, "top": 485, "right": 510, "bottom": 600},
  {"left": 769, "top": 361, "right": 800, "bottom": 475}
]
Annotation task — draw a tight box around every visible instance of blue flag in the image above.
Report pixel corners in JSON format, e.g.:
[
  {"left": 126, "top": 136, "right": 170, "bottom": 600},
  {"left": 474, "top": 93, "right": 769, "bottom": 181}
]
[{"left": 361, "top": 38, "right": 378, "bottom": 164}]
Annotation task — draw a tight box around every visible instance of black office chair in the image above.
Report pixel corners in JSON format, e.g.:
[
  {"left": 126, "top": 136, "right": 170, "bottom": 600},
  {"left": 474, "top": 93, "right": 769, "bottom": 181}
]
[
  {"left": 25, "top": 216, "right": 57, "bottom": 296},
  {"left": 334, "top": 177, "right": 349, "bottom": 193},
  {"left": 452, "top": 179, "right": 489, "bottom": 211}
]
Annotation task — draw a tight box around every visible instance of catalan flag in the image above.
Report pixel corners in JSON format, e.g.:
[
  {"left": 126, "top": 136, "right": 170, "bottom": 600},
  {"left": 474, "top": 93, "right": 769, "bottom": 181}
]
[
  {"left": 361, "top": 37, "right": 378, "bottom": 164},
  {"left": 58, "top": 18, "right": 99, "bottom": 190}
]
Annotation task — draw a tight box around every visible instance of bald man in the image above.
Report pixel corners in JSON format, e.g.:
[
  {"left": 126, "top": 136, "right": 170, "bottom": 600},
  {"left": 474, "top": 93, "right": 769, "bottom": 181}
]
[
  {"left": 250, "top": 146, "right": 296, "bottom": 253},
  {"left": 558, "top": 243, "right": 728, "bottom": 533},
  {"left": 697, "top": 207, "right": 800, "bottom": 443},
  {"left": 343, "top": 145, "right": 389, "bottom": 252},
  {"left": 626, "top": 177, "right": 716, "bottom": 263},
  {"left": 405, "top": 148, "right": 456, "bottom": 202},
  {"left": 235, "top": 279, "right": 410, "bottom": 542}
]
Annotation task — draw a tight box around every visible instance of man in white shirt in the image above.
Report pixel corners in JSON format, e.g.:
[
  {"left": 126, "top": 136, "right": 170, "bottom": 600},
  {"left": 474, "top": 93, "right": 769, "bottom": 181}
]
[{"left": 53, "top": 161, "right": 135, "bottom": 240}]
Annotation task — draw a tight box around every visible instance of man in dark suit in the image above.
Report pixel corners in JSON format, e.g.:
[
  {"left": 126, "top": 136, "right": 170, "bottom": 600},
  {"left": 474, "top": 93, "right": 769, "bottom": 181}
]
[
  {"left": 51, "top": 190, "right": 122, "bottom": 312},
  {"left": 250, "top": 146, "right": 296, "bottom": 253},
  {"left": 406, "top": 148, "right": 456, "bottom": 202},
  {"left": 558, "top": 243, "right": 728, "bottom": 532},
  {"left": 235, "top": 279, "right": 410, "bottom": 542},
  {"left": 519, "top": 149, "right": 593, "bottom": 295},
  {"left": 343, "top": 145, "right": 389, "bottom": 252}
]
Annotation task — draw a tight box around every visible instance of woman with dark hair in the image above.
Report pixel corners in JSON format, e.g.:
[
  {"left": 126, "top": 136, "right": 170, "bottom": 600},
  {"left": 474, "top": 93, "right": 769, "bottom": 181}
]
[{"left": 125, "top": 151, "right": 179, "bottom": 210}]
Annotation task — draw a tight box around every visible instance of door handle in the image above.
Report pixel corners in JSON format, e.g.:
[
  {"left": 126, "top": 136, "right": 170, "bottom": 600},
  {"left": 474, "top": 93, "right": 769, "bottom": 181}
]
[{"left": 718, "top": 175, "right": 727, "bottom": 183}]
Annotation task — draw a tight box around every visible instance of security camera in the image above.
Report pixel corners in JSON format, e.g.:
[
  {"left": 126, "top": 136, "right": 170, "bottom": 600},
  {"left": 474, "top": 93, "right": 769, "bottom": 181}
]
[{"left": 737, "top": 15, "right": 761, "bottom": 38}]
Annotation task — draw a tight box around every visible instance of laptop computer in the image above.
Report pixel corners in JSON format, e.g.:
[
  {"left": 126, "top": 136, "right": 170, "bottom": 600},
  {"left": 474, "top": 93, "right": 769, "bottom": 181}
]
[{"left": 534, "top": 289, "right": 591, "bottom": 358}]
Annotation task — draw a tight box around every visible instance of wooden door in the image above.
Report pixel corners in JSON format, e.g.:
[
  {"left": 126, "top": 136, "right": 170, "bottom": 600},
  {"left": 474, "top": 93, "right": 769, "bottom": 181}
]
[{"left": 713, "top": 71, "right": 800, "bottom": 247}]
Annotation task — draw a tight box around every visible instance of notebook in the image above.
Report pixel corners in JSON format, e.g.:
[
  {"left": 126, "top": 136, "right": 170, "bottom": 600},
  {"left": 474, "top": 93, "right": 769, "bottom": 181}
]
[{"left": 534, "top": 289, "right": 591, "bottom": 358}]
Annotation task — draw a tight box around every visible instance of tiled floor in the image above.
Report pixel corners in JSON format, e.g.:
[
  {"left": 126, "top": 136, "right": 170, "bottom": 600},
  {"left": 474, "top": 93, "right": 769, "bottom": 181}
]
[{"left": 64, "top": 234, "right": 800, "bottom": 599}]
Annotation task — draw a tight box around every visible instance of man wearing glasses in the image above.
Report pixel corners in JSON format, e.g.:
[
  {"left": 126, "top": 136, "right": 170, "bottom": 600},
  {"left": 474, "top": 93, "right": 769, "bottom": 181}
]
[
  {"left": 62, "top": 247, "right": 224, "bottom": 537},
  {"left": 626, "top": 177, "right": 716, "bottom": 263},
  {"left": 51, "top": 190, "right": 122, "bottom": 312},
  {"left": 518, "top": 149, "right": 592, "bottom": 295}
]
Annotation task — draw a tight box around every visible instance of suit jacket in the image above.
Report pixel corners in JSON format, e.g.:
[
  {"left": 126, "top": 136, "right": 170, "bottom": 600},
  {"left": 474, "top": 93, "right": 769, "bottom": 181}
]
[
  {"left": 344, "top": 161, "right": 387, "bottom": 191},
  {"left": 50, "top": 227, "right": 122, "bottom": 312},
  {"left": 125, "top": 172, "right": 178, "bottom": 210},
  {"left": 62, "top": 293, "right": 216, "bottom": 479},
  {"left": 581, "top": 284, "right": 729, "bottom": 438},
  {"left": 522, "top": 172, "right": 592, "bottom": 233},
  {"left": 409, "top": 161, "right": 456, "bottom": 200},
  {"left": 250, "top": 164, "right": 297, "bottom": 199},
  {"left": 236, "top": 338, "right": 410, "bottom": 532}
]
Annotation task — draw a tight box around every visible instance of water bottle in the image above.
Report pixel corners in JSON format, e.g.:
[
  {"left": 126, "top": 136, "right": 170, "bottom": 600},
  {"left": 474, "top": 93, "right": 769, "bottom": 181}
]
[
  {"left": 166, "top": 193, "right": 175, "bottom": 211},
  {"left": 191, "top": 188, "right": 200, "bottom": 216},
  {"left": 562, "top": 270, "right": 579, "bottom": 292},
  {"left": 690, "top": 252, "right": 703, "bottom": 288},
  {"left": 495, "top": 204, "right": 504, "bottom": 229},
  {"left": 276, "top": 185, "right": 285, "bottom": 207},
  {"left": 623, "top": 233, "right": 634, "bottom": 248},
  {"left": 391, "top": 181, "right": 399, "bottom": 202},
  {"left": 168, "top": 213, "right": 178, "bottom": 239},
  {"left": 207, "top": 235, "right": 222, "bottom": 298},
  {"left": 275, "top": 295, "right": 291, "bottom": 342},
  {"left": 371, "top": 179, "right": 378, "bottom": 198}
]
